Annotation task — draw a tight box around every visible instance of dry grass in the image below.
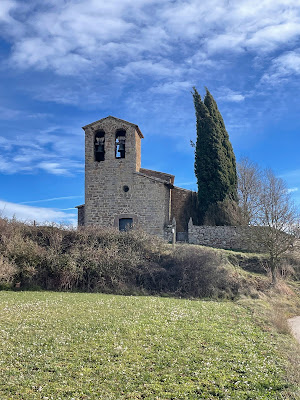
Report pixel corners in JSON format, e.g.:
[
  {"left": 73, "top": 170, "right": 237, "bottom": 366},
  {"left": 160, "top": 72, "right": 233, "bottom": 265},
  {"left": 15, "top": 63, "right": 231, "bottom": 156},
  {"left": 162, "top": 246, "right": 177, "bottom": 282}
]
[
  {"left": 270, "top": 310, "right": 292, "bottom": 335},
  {"left": 0, "top": 217, "right": 299, "bottom": 301},
  {"left": 0, "top": 255, "right": 17, "bottom": 284}
]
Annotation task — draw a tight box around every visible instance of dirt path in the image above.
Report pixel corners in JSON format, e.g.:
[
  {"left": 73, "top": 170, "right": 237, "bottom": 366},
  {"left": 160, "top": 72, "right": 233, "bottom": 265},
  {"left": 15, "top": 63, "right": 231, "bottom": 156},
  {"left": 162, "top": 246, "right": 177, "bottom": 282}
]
[{"left": 288, "top": 316, "right": 300, "bottom": 344}]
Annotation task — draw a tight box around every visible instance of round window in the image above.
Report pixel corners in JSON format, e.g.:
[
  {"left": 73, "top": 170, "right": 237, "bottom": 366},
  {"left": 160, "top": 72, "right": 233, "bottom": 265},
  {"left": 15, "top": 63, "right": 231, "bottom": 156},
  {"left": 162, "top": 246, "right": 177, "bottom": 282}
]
[{"left": 123, "top": 185, "right": 129, "bottom": 192}]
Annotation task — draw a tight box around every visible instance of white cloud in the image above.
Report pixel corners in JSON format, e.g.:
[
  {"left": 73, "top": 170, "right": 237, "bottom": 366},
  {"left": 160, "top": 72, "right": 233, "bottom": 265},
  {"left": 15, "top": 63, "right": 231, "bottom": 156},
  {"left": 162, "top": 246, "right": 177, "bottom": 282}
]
[
  {"left": 2, "top": 0, "right": 300, "bottom": 78},
  {"left": 287, "top": 187, "right": 299, "bottom": 193},
  {"left": 11, "top": 37, "right": 92, "bottom": 75},
  {"left": 217, "top": 87, "right": 246, "bottom": 102},
  {"left": 261, "top": 50, "right": 300, "bottom": 83},
  {"left": 0, "top": 0, "right": 17, "bottom": 22},
  {"left": 205, "top": 33, "right": 246, "bottom": 54},
  {"left": 150, "top": 80, "right": 192, "bottom": 94},
  {"left": 162, "top": 0, "right": 300, "bottom": 54},
  {"left": 246, "top": 22, "right": 300, "bottom": 52},
  {"left": 0, "top": 125, "right": 84, "bottom": 176},
  {"left": 0, "top": 105, "right": 21, "bottom": 119},
  {"left": 0, "top": 199, "right": 76, "bottom": 225},
  {"left": 37, "top": 162, "right": 70, "bottom": 176},
  {"left": 0, "top": 156, "right": 17, "bottom": 173},
  {"left": 4, "top": 0, "right": 165, "bottom": 75},
  {"left": 21, "top": 195, "right": 83, "bottom": 205},
  {"left": 115, "top": 60, "right": 183, "bottom": 79},
  {"left": 0, "top": 105, "right": 50, "bottom": 120}
]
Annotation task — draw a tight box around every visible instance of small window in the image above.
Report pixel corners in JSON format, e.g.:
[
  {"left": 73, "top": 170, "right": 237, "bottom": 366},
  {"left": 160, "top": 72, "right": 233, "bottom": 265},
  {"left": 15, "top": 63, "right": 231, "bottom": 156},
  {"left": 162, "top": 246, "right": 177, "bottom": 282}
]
[
  {"left": 115, "top": 129, "right": 126, "bottom": 159},
  {"left": 119, "top": 218, "right": 133, "bottom": 231},
  {"left": 94, "top": 130, "right": 105, "bottom": 162}
]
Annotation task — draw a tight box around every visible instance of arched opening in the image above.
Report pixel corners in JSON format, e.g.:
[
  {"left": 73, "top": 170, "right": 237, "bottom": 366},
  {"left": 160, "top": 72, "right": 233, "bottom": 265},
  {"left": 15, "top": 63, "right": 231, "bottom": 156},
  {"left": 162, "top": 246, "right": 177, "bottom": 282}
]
[
  {"left": 94, "top": 130, "right": 105, "bottom": 162},
  {"left": 115, "top": 129, "right": 126, "bottom": 159}
]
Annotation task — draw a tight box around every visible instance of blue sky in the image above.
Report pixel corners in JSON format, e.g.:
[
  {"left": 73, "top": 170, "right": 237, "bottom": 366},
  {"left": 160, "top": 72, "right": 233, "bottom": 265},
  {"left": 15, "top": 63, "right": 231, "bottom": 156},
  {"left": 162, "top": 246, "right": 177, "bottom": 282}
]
[{"left": 0, "top": 0, "right": 300, "bottom": 224}]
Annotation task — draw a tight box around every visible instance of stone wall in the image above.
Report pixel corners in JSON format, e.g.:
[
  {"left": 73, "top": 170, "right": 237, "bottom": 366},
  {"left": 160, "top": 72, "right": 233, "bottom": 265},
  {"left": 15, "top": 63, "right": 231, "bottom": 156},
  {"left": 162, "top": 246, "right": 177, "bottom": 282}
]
[
  {"left": 164, "top": 218, "right": 176, "bottom": 242},
  {"left": 76, "top": 205, "right": 85, "bottom": 226},
  {"left": 83, "top": 116, "right": 171, "bottom": 237},
  {"left": 188, "top": 219, "right": 264, "bottom": 252},
  {"left": 171, "top": 188, "right": 196, "bottom": 232}
]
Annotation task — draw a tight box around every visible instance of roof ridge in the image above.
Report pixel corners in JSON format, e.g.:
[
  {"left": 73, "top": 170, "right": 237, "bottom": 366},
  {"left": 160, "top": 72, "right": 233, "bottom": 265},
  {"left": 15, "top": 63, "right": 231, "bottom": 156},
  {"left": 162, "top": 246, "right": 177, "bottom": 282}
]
[{"left": 82, "top": 116, "right": 144, "bottom": 138}]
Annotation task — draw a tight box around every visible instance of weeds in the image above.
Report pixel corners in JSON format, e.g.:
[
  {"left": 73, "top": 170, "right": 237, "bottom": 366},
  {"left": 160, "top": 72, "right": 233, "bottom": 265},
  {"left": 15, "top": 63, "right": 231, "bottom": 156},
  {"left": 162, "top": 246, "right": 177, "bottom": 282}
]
[{"left": 0, "top": 217, "right": 295, "bottom": 299}]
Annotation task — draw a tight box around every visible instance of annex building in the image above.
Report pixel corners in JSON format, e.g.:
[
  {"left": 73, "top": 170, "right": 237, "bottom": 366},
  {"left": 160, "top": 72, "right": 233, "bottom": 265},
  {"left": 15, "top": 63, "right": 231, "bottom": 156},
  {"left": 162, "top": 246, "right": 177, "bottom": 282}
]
[{"left": 76, "top": 116, "right": 194, "bottom": 238}]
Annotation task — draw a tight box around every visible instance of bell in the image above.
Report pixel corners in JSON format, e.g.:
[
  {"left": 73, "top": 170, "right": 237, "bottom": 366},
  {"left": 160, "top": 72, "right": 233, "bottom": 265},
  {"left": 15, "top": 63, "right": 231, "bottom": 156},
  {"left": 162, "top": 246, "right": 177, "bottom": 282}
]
[
  {"left": 118, "top": 143, "right": 125, "bottom": 152},
  {"left": 96, "top": 143, "right": 104, "bottom": 153}
]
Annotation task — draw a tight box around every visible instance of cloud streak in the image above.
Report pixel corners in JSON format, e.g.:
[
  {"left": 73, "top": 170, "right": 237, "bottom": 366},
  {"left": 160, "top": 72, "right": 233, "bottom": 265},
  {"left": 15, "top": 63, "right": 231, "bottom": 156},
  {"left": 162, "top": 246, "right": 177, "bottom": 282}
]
[
  {"left": 21, "top": 195, "right": 83, "bottom": 204},
  {"left": 0, "top": 199, "right": 77, "bottom": 225},
  {"left": 0, "top": 125, "right": 84, "bottom": 176},
  {"left": 262, "top": 50, "right": 300, "bottom": 83},
  {"left": 287, "top": 187, "right": 299, "bottom": 193}
]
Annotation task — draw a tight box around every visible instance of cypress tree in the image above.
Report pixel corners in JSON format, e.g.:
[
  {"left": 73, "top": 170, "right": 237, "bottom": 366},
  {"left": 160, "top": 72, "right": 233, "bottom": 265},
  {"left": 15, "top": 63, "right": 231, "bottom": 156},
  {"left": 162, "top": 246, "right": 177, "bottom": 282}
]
[{"left": 193, "top": 87, "right": 238, "bottom": 225}]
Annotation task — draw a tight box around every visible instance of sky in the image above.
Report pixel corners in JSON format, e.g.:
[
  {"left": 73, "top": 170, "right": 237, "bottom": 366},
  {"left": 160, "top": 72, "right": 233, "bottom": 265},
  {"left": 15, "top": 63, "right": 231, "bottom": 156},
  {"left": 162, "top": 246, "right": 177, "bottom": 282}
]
[{"left": 0, "top": 0, "right": 300, "bottom": 225}]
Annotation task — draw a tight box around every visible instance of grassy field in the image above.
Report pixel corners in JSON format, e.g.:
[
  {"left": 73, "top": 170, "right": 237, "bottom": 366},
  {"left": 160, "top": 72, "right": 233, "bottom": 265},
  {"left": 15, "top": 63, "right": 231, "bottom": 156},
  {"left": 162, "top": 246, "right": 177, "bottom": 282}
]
[{"left": 0, "top": 291, "right": 299, "bottom": 399}]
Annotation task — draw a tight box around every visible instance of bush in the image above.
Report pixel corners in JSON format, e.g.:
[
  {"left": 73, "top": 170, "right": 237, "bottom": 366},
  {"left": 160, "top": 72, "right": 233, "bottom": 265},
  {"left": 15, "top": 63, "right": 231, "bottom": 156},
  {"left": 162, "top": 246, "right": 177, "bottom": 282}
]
[
  {"left": 169, "top": 246, "right": 240, "bottom": 298},
  {"left": 0, "top": 255, "right": 17, "bottom": 285},
  {"left": 0, "top": 217, "right": 272, "bottom": 298}
]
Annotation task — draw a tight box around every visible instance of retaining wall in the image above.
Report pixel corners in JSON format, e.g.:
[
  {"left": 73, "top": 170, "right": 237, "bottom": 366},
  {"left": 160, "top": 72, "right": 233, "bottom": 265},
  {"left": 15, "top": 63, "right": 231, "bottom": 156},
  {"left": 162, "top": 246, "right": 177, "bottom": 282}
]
[{"left": 188, "top": 219, "right": 265, "bottom": 252}]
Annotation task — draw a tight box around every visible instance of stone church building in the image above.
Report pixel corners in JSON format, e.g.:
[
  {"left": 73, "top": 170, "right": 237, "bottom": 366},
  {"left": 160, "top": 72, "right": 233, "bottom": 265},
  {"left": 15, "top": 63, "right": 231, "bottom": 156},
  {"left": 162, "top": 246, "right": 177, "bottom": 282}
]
[{"left": 76, "top": 116, "right": 194, "bottom": 238}]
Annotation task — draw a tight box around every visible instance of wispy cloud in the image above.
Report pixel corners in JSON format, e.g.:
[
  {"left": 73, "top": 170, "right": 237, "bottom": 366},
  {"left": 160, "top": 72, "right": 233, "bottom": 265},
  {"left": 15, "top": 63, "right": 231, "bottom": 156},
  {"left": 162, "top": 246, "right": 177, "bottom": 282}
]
[
  {"left": 216, "top": 87, "right": 246, "bottom": 102},
  {"left": 0, "top": 124, "right": 84, "bottom": 176},
  {"left": 33, "top": 83, "right": 107, "bottom": 106},
  {"left": 287, "top": 187, "right": 299, "bottom": 193},
  {"left": 37, "top": 162, "right": 70, "bottom": 176},
  {"left": 0, "top": 105, "right": 21, "bottom": 119},
  {"left": 0, "top": 199, "right": 77, "bottom": 225},
  {"left": 21, "top": 195, "right": 83, "bottom": 205},
  {"left": 0, "top": 0, "right": 17, "bottom": 23},
  {"left": 115, "top": 60, "right": 183, "bottom": 79},
  {"left": 261, "top": 50, "right": 300, "bottom": 83},
  {"left": 280, "top": 169, "right": 300, "bottom": 179},
  {"left": 0, "top": 104, "right": 51, "bottom": 121},
  {"left": 150, "top": 81, "right": 193, "bottom": 95}
]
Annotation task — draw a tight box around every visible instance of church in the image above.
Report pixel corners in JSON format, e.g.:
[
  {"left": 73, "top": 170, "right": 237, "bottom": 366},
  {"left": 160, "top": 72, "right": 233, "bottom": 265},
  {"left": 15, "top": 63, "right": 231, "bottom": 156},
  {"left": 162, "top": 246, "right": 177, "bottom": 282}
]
[{"left": 76, "top": 116, "right": 194, "bottom": 238}]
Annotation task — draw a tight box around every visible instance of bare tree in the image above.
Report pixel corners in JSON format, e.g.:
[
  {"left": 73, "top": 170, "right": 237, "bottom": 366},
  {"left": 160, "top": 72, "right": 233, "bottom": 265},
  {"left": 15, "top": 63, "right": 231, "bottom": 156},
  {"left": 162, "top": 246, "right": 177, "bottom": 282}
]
[
  {"left": 237, "top": 158, "right": 261, "bottom": 225},
  {"left": 252, "top": 169, "right": 300, "bottom": 284}
]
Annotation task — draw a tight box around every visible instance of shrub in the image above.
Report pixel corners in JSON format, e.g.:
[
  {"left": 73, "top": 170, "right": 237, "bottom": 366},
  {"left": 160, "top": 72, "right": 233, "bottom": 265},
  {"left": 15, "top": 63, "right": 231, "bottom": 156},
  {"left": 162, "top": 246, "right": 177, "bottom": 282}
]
[
  {"left": 0, "top": 255, "right": 17, "bottom": 284},
  {"left": 169, "top": 246, "right": 240, "bottom": 298},
  {"left": 0, "top": 217, "right": 274, "bottom": 298}
]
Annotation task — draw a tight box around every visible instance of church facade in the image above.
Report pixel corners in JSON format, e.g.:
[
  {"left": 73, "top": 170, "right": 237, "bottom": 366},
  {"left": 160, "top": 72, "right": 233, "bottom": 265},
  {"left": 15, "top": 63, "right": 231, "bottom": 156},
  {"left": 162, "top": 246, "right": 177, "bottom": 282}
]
[{"left": 76, "top": 116, "right": 194, "bottom": 237}]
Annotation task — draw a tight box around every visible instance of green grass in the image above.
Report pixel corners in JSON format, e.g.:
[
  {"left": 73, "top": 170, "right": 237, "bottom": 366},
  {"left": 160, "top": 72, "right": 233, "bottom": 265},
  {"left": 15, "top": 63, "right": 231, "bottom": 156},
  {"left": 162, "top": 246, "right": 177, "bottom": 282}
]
[{"left": 0, "top": 292, "right": 298, "bottom": 399}]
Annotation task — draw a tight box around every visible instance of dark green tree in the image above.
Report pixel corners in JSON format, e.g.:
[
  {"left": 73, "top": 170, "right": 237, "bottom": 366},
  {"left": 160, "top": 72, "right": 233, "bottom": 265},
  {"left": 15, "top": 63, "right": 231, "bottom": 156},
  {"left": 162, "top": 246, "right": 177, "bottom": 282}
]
[{"left": 193, "top": 87, "right": 238, "bottom": 225}]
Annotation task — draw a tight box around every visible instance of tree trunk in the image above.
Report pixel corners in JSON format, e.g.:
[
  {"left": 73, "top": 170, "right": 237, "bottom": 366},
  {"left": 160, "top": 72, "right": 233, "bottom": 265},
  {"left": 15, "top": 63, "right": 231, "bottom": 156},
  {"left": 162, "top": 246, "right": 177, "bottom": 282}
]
[
  {"left": 271, "top": 267, "right": 277, "bottom": 285},
  {"left": 270, "top": 257, "right": 277, "bottom": 285}
]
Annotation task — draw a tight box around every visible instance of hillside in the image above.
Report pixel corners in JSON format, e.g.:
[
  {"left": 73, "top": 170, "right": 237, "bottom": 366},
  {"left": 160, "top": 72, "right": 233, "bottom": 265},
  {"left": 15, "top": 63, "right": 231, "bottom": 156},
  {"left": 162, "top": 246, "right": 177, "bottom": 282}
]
[
  {"left": 1, "top": 218, "right": 300, "bottom": 398},
  {"left": 0, "top": 217, "right": 299, "bottom": 301}
]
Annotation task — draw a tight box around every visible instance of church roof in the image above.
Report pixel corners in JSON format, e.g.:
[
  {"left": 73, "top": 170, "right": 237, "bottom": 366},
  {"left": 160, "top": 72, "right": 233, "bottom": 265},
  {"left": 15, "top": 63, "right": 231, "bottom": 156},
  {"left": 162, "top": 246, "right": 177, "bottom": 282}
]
[
  {"left": 139, "top": 168, "right": 175, "bottom": 185},
  {"left": 82, "top": 116, "right": 144, "bottom": 138}
]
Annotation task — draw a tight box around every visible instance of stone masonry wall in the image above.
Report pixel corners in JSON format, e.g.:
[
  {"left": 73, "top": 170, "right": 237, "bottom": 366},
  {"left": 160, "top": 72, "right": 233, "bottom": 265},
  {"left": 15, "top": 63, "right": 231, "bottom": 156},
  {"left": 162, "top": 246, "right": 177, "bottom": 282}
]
[
  {"left": 171, "top": 188, "right": 196, "bottom": 232},
  {"left": 84, "top": 117, "right": 171, "bottom": 237},
  {"left": 77, "top": 205, "right": 85, "bottom": 226},
  {"left": 188, "top": 219, "right": 265, "bottom": 252}
]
